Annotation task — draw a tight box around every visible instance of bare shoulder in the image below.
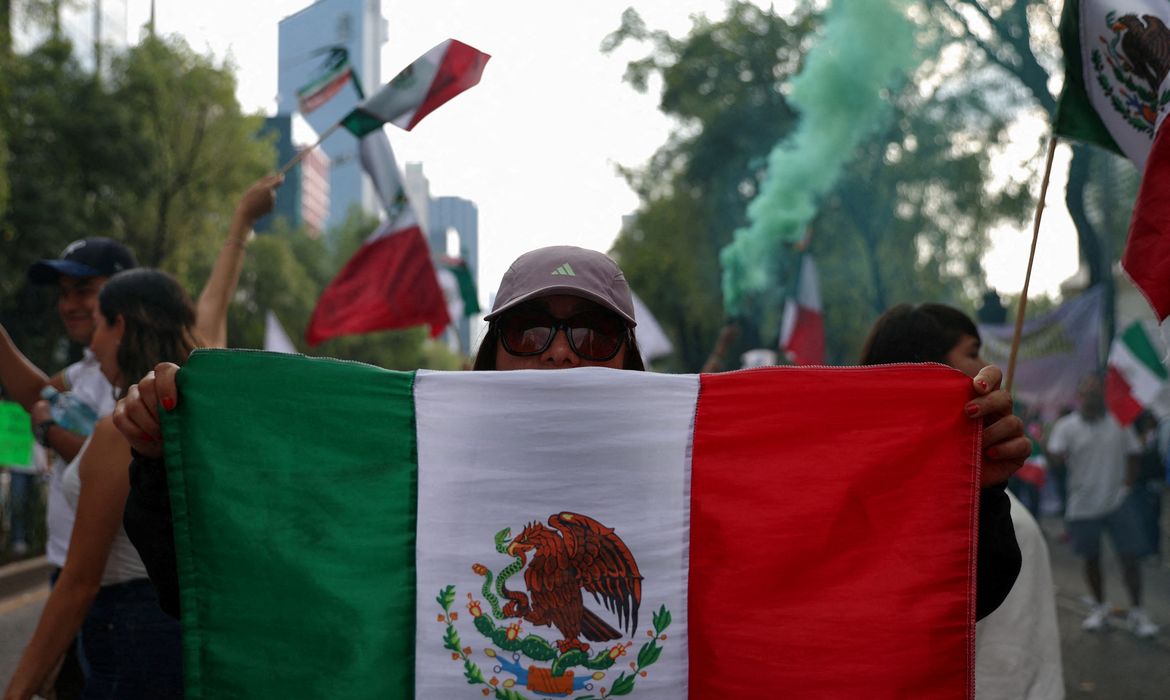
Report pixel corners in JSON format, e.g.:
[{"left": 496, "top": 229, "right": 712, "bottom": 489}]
[{"left": 79, "top": 416, "right": 132, "bottom": 480}]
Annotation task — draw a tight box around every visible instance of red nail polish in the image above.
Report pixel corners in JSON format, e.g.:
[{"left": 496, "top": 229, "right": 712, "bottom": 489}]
[
  {"left": 965, "top": 403, "right": 979, "bottom": 417},
  {"left": 977, "top": 379, "right": 988, "bottom": 391},
  {"left": 162, "top": 397, "right": 175, "bottom": 411},
  {"left": 141, "top": 433, "right": 154, "bottom": 443}
]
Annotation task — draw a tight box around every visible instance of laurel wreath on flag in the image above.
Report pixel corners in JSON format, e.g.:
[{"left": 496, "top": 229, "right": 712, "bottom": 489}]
[
  {"left": 1092, "top": 15, "right": 1170, "bottom": 136},
  {"left": 437, "top": 585, "right": 672, "bottom": 699}
]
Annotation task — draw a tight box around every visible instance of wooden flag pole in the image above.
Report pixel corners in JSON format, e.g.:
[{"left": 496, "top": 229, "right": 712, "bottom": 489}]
[
  {"left": 1006, "top": 135, "right": 1059, "bottom": 393},
  {"left": 278, "top": 122, "right": 343, "bottom": 176}
]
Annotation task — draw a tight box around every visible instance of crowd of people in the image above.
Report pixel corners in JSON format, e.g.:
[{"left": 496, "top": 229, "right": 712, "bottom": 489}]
[{"left": 0, "top": 177, "right": 1165, "bottom": 699}]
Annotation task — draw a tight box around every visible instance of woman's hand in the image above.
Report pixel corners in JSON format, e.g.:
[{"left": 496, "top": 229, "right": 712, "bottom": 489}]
[
  {"left": 966, "top": 365, "right": 1029, "bottom": 487},
  {"left": 112, "top": 363, "right": 181, "bottom": 459}
]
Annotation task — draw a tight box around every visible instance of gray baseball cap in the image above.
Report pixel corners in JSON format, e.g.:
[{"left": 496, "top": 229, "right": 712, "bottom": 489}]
[{"left": 484, "top": 246, "right": 637, "bottom": 326}]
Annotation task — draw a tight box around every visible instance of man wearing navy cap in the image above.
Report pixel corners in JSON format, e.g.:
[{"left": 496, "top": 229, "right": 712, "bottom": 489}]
[{"left": 0, "top": 236, "right": 137, "bottom": 698}]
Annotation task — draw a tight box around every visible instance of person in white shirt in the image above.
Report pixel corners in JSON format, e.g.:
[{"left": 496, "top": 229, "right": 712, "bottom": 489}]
[{"left": 1047, "top": 375, "right": 1158, "bottom": 638}]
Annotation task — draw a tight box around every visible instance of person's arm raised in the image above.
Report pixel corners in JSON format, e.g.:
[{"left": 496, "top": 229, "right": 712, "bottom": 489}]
[
  {"left": 194, "top": 174, "right": 284, "bottom": 348},
  {"left": 0, "top": 324, "right": 64, "bottom": 409}
]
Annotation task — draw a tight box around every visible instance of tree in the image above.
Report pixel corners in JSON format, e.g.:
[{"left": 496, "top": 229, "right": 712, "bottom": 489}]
[
  {"left": 0, "top": 33, "right": 273, "bottom": 372},
  {"left": 933, "top": 0, "right": 1140, "bottom": 338},
  {"left": 606, "top": 2, "right": 1030, "bottom": 368}
]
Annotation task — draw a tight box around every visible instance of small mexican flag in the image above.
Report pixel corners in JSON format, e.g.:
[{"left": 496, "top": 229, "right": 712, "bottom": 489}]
[
  {"left": 1055, "top": 0, "right": 1170, "bottom": 320},
  {"left": 437, "top": 255, "right": 481, "bottom": 318},
  {"left": 165, "top": 351, "right": 980, "bottom": 699},
  {"left": 295, "top": 46, "right": 354, "bottom": 115},
  {"left": 1105, "top": 320, "right": 1170, "bottom": 424},
  {"left": 341, "top": 39, "right": 490, "bottom": 136}
]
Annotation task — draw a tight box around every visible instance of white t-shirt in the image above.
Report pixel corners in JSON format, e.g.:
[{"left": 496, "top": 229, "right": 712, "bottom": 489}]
[
  {"left": 1047, "top": 411, "right": 1139, "bottom": 520},
  {"left": 61, "top": 436, "right": 148, "bottom": 586},
  {"left": 44, "top": 351, "right": 116, "bottom": 567},
  {"left": 975, "top": 491, "right": 1064, "bottom": 700}
]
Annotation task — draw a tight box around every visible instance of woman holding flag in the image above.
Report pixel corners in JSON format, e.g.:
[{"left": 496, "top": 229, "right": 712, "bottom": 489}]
[
  {"left": 112, "top": 245, "right": 1027, "bottom": 632},
  {"left": 861, "top": 303, "right": 1062, "bottom": 698}
]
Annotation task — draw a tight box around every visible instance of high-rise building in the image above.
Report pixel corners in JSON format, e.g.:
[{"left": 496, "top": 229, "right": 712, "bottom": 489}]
[
  {"left": 277, "top": 0, "right": 387, "bottom": 231},
  {"left": 404, "top": 163, "right": 481, "bottom": 353},
  {"left": 254, "top": 116, "right": 329, "bottom": 238}
]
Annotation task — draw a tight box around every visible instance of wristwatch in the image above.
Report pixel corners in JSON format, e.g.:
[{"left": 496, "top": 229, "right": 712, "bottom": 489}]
[{"left": 34, "top": 419, "right": 57, "bottom": 447}]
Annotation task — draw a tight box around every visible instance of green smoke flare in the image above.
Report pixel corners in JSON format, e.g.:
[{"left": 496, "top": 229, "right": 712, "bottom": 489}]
[{"left": 719, "top": 0, "right": 919, "bottom": 316}]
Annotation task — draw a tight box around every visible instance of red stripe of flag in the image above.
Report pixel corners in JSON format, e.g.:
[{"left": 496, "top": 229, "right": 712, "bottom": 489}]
[
  {"left": 403, "top": 40, "right": 491, "bottom": 131},
  {"left": 1105, "top": 364, "right": 1144, "bottom": 426},
  {"left": 689, "top": 366, "right": 977, "bottom": 698},
  {"left": 306, "top": 226, "right": 450, "bottom": 345},
  {"left": 1124, "top": 118, "right": 1170, "bottom": 321}
]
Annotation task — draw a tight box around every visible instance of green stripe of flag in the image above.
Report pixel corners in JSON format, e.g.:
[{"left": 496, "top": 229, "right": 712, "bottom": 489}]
[
  {"left": 341, "top": 109, "right": 386, "bottom": 139},
  {"left": 1053, "top": 0, "right": 1123, "bottom": 154},
  {"left": 1120, "top": 321, "right": 1169, "bottom": 380},
  {"left": 165, "top": 350, "right": 418, "bottom": 699},
  {"left": 446, "top": 263, "right": 480, "bottom": 316}
]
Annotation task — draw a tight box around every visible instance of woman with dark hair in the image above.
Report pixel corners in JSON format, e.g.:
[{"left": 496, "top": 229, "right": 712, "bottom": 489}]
[
  {"left": 5, "top": 269, "right": 198, "bottom": 700},
  {"left": 860, "top": 303, "right": 1063, "bottom": 699}
]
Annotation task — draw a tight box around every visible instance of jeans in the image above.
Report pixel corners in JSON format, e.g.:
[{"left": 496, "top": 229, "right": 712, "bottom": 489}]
[{"left": 79, "top": 578, "right": 183, "bottom": 699}]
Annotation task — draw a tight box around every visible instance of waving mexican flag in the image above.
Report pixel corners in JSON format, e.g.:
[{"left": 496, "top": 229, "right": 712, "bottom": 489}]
[
  {"left": 1055, "top": 0, "right": 1170, "bottom": 319},
  {"left": 165, "top": 351, "right": 980, "bottom": 699}
]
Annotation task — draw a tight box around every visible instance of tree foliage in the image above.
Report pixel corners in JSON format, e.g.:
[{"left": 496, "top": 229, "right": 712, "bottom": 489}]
[
  {"left": 0, "top": 30, "right": 461, "bottom": 375},
  {"left": 606, "top": 1, "right": 1032, "bottom": 369},
  {"left": 934, "top": 0, "right": 1141, "bottom": 337}
]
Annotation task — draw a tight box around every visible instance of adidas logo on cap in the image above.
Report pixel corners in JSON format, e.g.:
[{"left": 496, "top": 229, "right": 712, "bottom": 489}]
[{"left": 551, "top": 263, "right": 576, "bottom": 276}]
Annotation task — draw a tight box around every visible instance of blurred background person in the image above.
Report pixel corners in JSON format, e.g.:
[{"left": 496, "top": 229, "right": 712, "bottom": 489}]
[
  {"left": 4, "top": 269, "right": 200, "bottom": 700},
  {"left": 1047, "top": 376, "right": 1157, "bottom": 639}
]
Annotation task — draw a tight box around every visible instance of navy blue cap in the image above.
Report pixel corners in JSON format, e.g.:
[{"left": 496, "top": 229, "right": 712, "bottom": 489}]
[{"left": 28, "top": 238, "right": 138, "bottom": 284}]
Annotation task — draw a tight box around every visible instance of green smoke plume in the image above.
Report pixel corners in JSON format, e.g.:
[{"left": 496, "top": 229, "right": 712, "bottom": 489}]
[{"left": 719, "top": 0, "right": 919, "bottom": 316}]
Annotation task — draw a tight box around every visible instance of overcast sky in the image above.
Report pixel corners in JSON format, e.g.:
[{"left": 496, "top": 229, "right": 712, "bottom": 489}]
[{"left": 130, "top": 0, "right": 1078, "bottom": 306}]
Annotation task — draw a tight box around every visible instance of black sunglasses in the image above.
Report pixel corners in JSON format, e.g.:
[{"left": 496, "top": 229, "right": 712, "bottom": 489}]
[{"left": 497, "top": 308, "right": 629, "bottom": 361}]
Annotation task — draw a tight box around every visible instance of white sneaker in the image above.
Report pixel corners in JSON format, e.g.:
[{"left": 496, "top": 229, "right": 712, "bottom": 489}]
[
  {"left": 1082, "top": 603, "right": 1111, "bottom": 631},
  {"left": 1128, "top": 608, "right": 1159, "bottom": 639}
]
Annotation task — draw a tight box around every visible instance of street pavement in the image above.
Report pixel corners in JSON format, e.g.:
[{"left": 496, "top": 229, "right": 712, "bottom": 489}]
[
  {"left": 1, "top": 516, "right": 1168, "bottom": 695},
  {"left": 1041, "top": 513, "right": 1170, "bottom": 699}
]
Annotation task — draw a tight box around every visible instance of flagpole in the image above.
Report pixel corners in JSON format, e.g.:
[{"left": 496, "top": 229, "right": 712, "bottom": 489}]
[
  {"left": 1006, "top": 135, "right": 1059, "bottom": 393},
  {"left": 279, "top": 122, "right": 342, "bottom": 176}
]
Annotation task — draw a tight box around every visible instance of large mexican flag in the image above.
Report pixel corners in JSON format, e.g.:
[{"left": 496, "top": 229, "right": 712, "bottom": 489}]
[
  {"left": 164, "top": 351, "right": 981, "bottom": 699},
  {"left": 1055, "top": 0, "right": 1170, "bottom": 320}
]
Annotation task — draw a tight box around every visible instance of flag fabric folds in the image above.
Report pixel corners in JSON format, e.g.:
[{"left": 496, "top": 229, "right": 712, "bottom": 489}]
[
  {"left": 305, "top": 222, "right": 450, "bottom": 344},
  {"left": 437, "top": 256, "right": 481, "bottom": 317},
  {"left": 263, "top": 311, "right": 298, "bottom": 354},
  {"left": 165, "top": 350, "right": 980, "bottom": 699},
  {"left": 1054, "top": 0, "right": 1170, "bottom": 319},
  {"left": 778, "top": 253, "right": 825, "bottom": 365},
  {"left": 1105, "top": 320, "right": 1170, "bottom": 424},
  {"left": 307, "top": 121, "right": 450, "bottom": 344},
  {"left": 295, "top": 46, "right": 354, "bottom": 115},
  {"left": 341, "top": 39, "right": 490, "bottom": 136}
]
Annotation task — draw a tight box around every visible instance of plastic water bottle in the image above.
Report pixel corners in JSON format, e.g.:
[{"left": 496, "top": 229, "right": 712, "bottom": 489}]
[{"left": 40, "top": 386, "right": 99, "bottom": 437}]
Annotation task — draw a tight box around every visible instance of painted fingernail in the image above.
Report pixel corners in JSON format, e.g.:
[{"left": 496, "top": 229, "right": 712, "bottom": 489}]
[
  {"left": 976, "top": 379, "right": 988, "bottom": 391},
  {"left": 140, "top": 433, "right": 155, "bottom": 443},
  {"left": 965, "top": 403, "right": 980, "bottom": 417},
  {"left": 162, "top": 398, "right": 176, "bottom": 411}
]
